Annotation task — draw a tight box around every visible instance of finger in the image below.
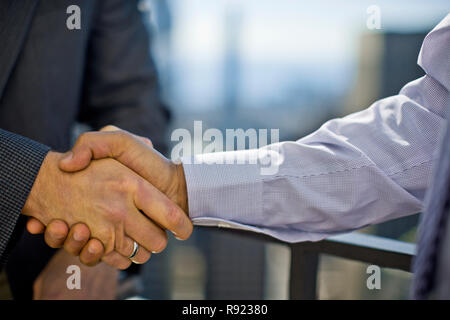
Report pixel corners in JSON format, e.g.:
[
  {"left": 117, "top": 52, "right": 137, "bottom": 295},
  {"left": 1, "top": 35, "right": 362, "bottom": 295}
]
[
  {"left": 130, "top": 244, "right": 151, "bottom": 265},
  {"left": 59, "top": 127, "right": 154, "bottom": 173},
  {"left": 99, "top": 125, "right": 121, "bottom": 132},
  {"left": 44, "top": 220, "right": 69, "bottom": 248},
  {"left": 101, "top": 125, "right": 153, "bottom": 147},
  {"left": 58, "top": 129, "right": 163, "bottom": 181},
  {"left": 138, "top": 136, "right": 153, "bottom": 147},
  {"left": 79, "top": 239, "right": 104, "bottom": 267},
  {"left": 124, "top": 207, "right": 168, "bottom": 253},
  {"left": 63, "top": 223, "right": 91, "bottom": 255},
  {"left": 26, "top": 218, "right": 45, "bottom": 234},
  {"left": 135, "top": 181, "right": 193, "bottom": 240},
  {"left": 101, "top": 251, "right": 132, "bottom": 270},
  {"left": 58, "top": 130, "right": 125, "bottom": 173},
  {"left": 115, "top": 236, "right": 151, "bottom": 265}
]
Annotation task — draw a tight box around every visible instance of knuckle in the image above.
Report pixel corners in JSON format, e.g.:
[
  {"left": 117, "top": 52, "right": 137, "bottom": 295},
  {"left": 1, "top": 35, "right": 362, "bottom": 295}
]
[
  {"left": 166, "top": 204, "right": 183, "bottom": 229},
  {"left": 115, "top": 130, "right": 134, "bottom": 147},
  {"left": 78, "top": 131, "right": 94, "bottom": 144},
  {"left": 73, "top": 224, "right": 90, "bottom": 241},
  {"left": 87, "top": 243, "right": 103, "bottom": 256},
  {"left": 45, "top": 232, "right": 63, "bottom": 247},
  {"left": 143, "top": 137, "right": 153, "bottom": 147},
  {"left": 90, "top": 240, "right": 105, "bottom": 255},
  {"left": 94, "top": 228, "right": 115, "bottom": 254},
  {"left": 103, "top": 203, "right": 128, "bottom": 225},
  {"left": 47, "top": 221, "right": 68, "bottom": 238},
  {"left": 111, "top": 175, "right": 137, "bottom": 194},
  {"left": 100, "top": 125, "right": 118, "bottom": 132},
  {"left": 112, "top": 208, "right": 127, "bottom": 225},
  {"left": 109, "top": 129, "right": 129, "bottom": 143},
  {"left": 77, "top": 132, "right": 87, "bottom": 142}
]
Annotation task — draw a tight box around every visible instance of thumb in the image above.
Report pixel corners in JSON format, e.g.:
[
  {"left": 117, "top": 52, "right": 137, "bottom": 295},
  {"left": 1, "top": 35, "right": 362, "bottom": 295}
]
[
  {"left": 59, "top": 130, "right": 130, "bottom": 173},
  {"left": 101, "top": 124, "right": 153, "bottom": 147},
  {"left": 59, "top": 147, "right": 93, "bottom": 173},
  {"left": 59, "top": 126, "right": 123, "bottom": 172},
  {"left": 59, "top": 126, "right": 153, "bottom": 173}
]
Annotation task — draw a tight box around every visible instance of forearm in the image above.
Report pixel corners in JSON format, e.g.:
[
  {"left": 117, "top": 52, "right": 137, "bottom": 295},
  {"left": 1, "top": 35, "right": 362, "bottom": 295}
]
[
  {"left": 0, "top": 129, "right": 50, "bottom": 265},
  {"left": 182, "top": 75, "right": 448, "bottom": 242}
]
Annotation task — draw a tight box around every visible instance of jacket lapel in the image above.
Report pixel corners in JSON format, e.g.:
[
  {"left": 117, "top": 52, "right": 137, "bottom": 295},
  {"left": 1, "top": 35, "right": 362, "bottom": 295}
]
[{"left": 0, "top": 0, "right": 39, "bottom": 100}]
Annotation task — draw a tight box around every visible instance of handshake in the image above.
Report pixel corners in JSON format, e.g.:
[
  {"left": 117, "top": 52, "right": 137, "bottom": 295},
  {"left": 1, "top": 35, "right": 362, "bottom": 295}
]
[{"left": 22, "top": 125, "right": 192, "bottom": 269}]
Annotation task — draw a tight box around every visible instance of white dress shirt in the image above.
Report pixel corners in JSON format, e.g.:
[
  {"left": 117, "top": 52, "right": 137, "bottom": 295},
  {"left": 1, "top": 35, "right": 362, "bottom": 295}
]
[{"left": 181, "top": 14, "right": 450, "bottom": 242}]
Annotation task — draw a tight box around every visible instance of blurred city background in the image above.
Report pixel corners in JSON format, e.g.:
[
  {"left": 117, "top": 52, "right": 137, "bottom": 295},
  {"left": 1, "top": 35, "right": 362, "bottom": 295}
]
[{"left": 121, "top": 0, "right": 450, "bottom": 300}]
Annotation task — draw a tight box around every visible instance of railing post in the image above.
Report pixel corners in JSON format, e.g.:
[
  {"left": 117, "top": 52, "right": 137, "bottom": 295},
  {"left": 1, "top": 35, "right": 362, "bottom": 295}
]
[{"left": 289, "top": 244, "right": 319, "bottom": 300}]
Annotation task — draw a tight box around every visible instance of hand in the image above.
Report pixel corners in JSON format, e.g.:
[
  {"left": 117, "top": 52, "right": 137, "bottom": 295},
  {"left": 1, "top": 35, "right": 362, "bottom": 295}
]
[
  {"left": 26, "top": 126, "right": 193, "bottom": 267},
  {"left": 27, "top": 219, "right": 137, "bottom": 269},
  {"left": 22, "top": 150, "right": 181, "bottom": 268},
  {"left": 60, "top": 125, "right": 189, "bottom": 215},
  {"left": 27, "top": 219, "right": 107, "bottom": 267}
]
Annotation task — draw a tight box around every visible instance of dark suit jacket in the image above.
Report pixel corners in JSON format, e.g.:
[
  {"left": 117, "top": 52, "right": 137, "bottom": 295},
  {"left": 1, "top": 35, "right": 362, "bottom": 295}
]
[
  {"left": 412, "top": 102, "right": 450, "bottom": 299},
  {"left": 0, "top": 0, "right": 169, "bottom": 299}
]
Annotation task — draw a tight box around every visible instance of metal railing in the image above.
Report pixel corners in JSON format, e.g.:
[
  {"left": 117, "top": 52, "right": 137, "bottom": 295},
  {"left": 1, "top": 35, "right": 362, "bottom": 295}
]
[{"left": 213, "top": 228, "right": 416, "bottom": 300}]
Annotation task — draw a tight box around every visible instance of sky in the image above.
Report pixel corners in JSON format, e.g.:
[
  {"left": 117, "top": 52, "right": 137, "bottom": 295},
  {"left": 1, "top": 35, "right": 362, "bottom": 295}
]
[{"left": 154, "top": 0, "right": 449, "bottom": 111}]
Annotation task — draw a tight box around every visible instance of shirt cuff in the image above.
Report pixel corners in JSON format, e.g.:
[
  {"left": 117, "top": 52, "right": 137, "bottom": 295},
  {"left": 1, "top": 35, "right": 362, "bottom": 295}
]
[{"left": 181, "top": 150, "right": 265, "bottom": 231}]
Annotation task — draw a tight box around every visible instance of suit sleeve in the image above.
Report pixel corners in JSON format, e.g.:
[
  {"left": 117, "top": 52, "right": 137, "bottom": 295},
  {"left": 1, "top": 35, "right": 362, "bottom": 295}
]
[
  {"left": 78, "top": 0, "right": 170, "bottom": 153},
  {"left": 0, "top": 128, "right": 50, "bottom": 266}
]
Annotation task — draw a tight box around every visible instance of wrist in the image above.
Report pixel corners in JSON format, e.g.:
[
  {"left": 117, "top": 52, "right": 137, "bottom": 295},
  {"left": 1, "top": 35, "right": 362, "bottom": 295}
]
[{"left": 22, "top": 151, "right": 63, "bottom": 223}]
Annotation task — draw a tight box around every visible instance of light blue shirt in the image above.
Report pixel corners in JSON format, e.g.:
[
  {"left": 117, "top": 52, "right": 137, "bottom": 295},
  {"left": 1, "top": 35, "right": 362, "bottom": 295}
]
[{"left": 182, "top": 14, "right": 450, "bottom": 243}]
